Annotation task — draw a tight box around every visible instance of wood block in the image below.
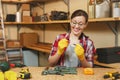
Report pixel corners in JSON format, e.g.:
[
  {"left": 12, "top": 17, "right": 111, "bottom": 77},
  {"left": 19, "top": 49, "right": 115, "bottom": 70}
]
[
  {"left": 21, "top": 4, "right": 30, "bottom": 11},
  {"left": 6, "top": 40, "right": 21, "bottom": 48},
  {"left": 22, "top": 10, "right": 30, "bottom": 16},
  {"left": 22, "top": 16, "right": 32, "bottom": 22}
]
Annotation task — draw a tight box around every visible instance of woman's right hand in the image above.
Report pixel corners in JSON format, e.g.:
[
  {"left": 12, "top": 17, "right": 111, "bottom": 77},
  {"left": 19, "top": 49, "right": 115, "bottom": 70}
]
[{"left": 57, "top": 39, "right": 68, "bottom": 55}]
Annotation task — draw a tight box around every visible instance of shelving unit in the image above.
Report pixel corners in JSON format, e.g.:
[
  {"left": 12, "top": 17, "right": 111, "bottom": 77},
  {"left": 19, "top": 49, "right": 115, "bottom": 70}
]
[
  {"left": 0, "top": 20, "right": 70, "bottom": 25},
  {"left": 0, "top": 19, "right": 120, "bottom": 54},
  {"left": 0, "top": 17, "right": 119, "bottom": 53},
  {"left": 0, "top": 0, "right": 24, "bottom": 63},
  {"left": 1, "top": 0, "right": 120, "bottom": 54},
  {"left": 0, "top": 0, "right": 119, "bottom": 68},
  {"left": 1, "top": 17, "right": 119, "bottom": 46},
  {"left": 89, "top": 17, "right": 120, "bottom": 47},
  {"left": 1, "top": 0, "right": 70, "bottom": 53},
  {"left": 0, "top": 0, "right": 8, "bottom": 61}
]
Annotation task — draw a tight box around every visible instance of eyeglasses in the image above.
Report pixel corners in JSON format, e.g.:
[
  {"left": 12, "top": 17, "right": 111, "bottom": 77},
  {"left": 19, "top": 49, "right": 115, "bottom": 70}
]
[{"left": 70, "top": 21, "right": 86, "bottom": 27}]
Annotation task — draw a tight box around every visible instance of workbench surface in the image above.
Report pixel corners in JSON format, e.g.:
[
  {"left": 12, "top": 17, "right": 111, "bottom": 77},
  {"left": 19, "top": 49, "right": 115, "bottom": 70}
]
[{"left": 11, "top": 67, "right": 120, "bottom": 80}]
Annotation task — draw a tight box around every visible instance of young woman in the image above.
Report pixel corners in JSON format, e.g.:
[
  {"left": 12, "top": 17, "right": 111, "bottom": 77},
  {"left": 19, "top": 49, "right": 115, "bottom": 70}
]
[{"left": 48, "top": 9, "right": 96, "bottom": 68}]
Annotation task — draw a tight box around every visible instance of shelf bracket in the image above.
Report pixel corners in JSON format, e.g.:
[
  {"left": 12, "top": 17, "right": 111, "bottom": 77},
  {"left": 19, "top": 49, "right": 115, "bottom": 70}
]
[
  {"left": 63, "top": 0, "right": 69, "bottom": 7},
  {"left": 106, "top": 22, "right": 118, "bottom": 35},
  {"left": 39, "top": 24, "right": 46, "bottom": 42},
  {"left": 61, "top": 23, "right": 70, "bottom": 32},
  {"left": 42, "top": 24, "right": 46, "bottom": 42},
  {"left": 31, "top": 2, "right": 45, "bottom": 13},
  {"left": 63, "top": 0, "right": 70, "bottom": 15},
  {"left": 16, "top": 3, "right": 21, "bottom": 11},
  {"left": 106, "top": 21, "right": 119, "bottom": 46},
  {"left": 37, "top": 2, "right": 45, "bottom": 13},
  {"left": 39, "top": 24, "right": 45, "bottom": 30}
]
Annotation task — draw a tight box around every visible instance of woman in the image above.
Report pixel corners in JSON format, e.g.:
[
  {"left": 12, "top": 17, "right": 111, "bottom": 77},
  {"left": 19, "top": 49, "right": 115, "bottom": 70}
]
[{"left": 48, "top": 9, "right": 96, "bottom": 68}]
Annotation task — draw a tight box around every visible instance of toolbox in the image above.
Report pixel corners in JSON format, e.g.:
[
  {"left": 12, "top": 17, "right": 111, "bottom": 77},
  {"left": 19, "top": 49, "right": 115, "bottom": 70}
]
[{"left": 96, "top": 47, "right": 120, "bottom": 64}]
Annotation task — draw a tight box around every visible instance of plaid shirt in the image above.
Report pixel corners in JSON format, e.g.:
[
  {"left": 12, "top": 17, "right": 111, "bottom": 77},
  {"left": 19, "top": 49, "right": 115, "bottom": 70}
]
[{"left": 50, "top": 33, "right": 96, "bottom": 67}]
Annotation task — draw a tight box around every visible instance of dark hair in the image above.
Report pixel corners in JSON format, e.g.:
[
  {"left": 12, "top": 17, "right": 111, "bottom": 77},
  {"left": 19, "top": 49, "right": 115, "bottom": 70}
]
[{"left": 71, "top": 9, "right": 88, "bottom": 23}]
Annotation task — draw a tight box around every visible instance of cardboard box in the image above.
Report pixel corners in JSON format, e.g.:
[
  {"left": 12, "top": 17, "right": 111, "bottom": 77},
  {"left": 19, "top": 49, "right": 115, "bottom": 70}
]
[
  {"left": 6, "top": 40, "right": 21, "bottom": 48},
  {"left": 20, "top": 33, "right": 39, "bottom": 47},
  {"left": 22, "top": 16, "right": 32, "bottom": 22},
  {"left": 21, "top": 4, "right": 30, "bottom": 11}
]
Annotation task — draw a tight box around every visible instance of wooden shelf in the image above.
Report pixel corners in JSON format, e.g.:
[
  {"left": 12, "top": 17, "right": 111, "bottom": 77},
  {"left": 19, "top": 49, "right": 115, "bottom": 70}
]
[
  {"left": 2, "top": 0, "right": 61, "bottom": 3},
  {"left": 89, "top": 17, "right": 120, "bottom": 22},
  {"left": 2, "top": 17, "right": 120, "bottom": 25},
  {"left": 25, "top": 43, "right": 52, "bottom": 54},
  {"left": 3, "top": 20, "right": 70, "bottom": 25}
]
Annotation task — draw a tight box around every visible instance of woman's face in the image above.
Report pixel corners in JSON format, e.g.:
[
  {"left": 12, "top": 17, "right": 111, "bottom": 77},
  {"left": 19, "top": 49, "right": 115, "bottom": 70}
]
[{"left": 70, "top": 16, "right": 87, "bottom": 36}]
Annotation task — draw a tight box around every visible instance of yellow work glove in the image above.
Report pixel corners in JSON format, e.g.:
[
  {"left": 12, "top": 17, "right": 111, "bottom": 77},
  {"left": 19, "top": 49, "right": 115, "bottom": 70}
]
[
  {"left": 4, "top": 70, "right": 17, "bottom": 80},
  {"left": 74, "top": 44, "right": 85, "bottom": 60},
  {"left": 57, "top": 39, "right": 68, "bottom": 55},
  {"left": 0, "top": 71, "right": 4, "bottom": 80}
]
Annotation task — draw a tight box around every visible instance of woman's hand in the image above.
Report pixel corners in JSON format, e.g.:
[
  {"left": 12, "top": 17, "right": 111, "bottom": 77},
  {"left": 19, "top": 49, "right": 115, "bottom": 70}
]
[
  {"left": 74, "top": 44, "right": 85, "bottom": 60},
  {"left": 57, "top": 39, "right": 68, "bottom": 55}
]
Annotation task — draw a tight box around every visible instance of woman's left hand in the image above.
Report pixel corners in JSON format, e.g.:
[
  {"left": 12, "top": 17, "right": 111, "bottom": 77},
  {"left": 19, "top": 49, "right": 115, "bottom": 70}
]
[{"left": 74, "top": 44, "right": 85, "bottom": 60}]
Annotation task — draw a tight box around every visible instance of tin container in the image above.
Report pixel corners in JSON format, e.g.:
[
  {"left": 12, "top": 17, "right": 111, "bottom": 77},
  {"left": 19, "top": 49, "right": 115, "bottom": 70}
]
[{"left": 112, "top": 2, "right": 120, "bottom": 17}]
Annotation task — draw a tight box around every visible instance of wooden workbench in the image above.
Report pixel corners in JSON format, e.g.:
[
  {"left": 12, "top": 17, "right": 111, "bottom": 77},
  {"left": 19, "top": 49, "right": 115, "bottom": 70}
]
[
  {"left": 11, "top": 67, "right": 120, "bottom": 80},
  {"left": 25, "top": 43, "right": 52, "bottom": 54}
]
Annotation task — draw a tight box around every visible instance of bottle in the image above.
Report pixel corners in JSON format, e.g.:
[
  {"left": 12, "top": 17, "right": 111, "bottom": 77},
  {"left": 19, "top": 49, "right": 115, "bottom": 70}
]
[
  {"left": 112, "top": 2, "right": 120, "bottom": 17},
  {"left": 88, "top": 0, "right": 95, "bottom": 18}
]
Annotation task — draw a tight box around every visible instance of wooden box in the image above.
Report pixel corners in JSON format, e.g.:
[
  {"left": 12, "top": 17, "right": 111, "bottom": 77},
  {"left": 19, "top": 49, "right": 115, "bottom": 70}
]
[
  {"left": 22, "top": 11, "right": 30, "bottom": 16},
  {"left": 20, "top": 33, "right": 39, "bottom": 47},
  {"left": 6, "top": 40, "right": 21, "bottom": 48},
  {"left": 22, "top": 16, "right": 32, "bottom": 22},
  {"left": 21, "top": 4, "right": 30, "bottom": 11}
]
